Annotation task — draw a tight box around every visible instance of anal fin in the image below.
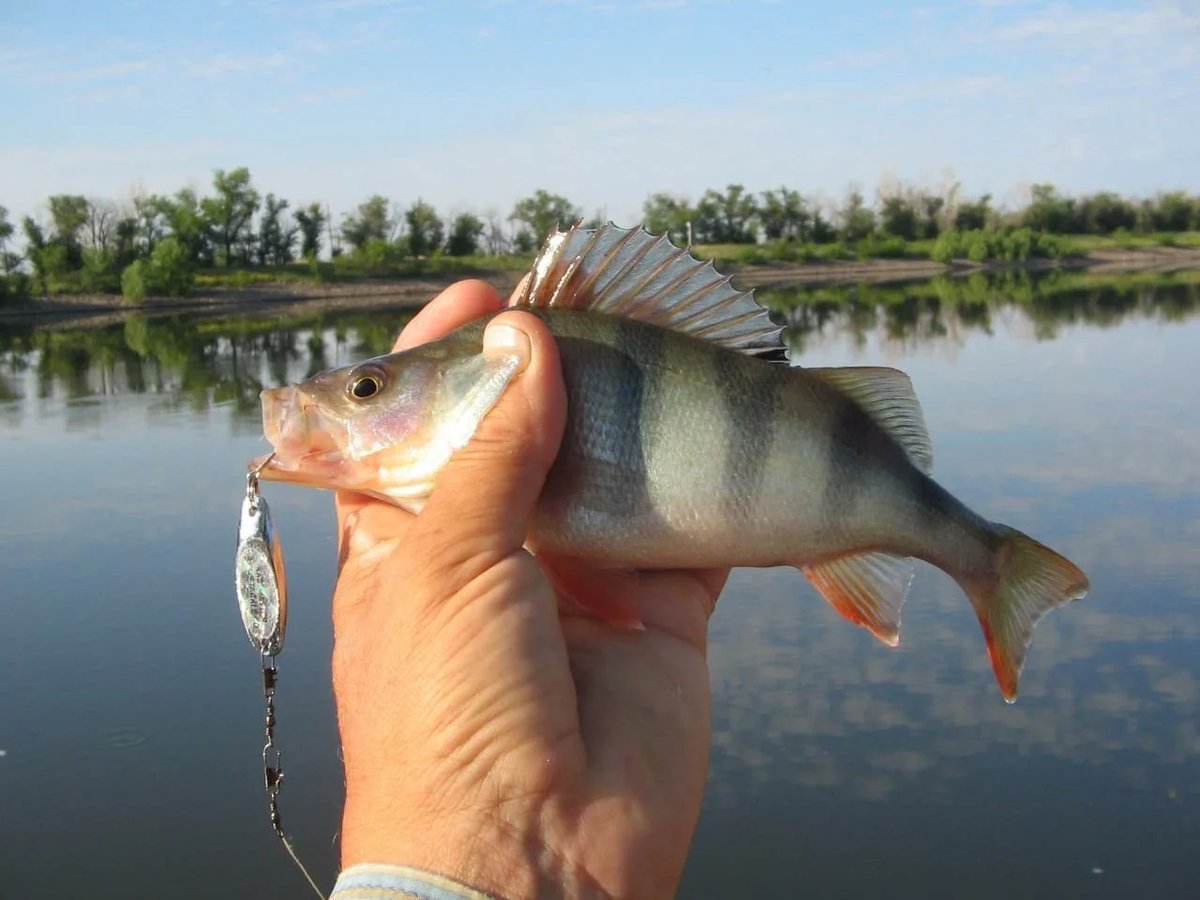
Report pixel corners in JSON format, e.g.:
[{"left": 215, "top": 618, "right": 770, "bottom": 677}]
[{"left": 801, "top": 551, "right": 914, "bottom": 647}]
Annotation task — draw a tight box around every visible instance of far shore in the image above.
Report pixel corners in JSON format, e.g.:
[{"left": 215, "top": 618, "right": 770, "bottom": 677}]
[{"left": 4, "top": 244, "right": 1199, "bottom": 331}]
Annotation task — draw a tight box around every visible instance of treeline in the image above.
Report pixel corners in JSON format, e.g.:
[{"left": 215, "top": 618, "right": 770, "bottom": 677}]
[
  {"left": 644, "top": 183, "right": 1200, "bottom": 245},
  {"left": 0, "top": 170, "right": 593, "bottom": 303},
  {"left": 644, "top": 183, "right": 1200, "bottom": 264},
  {"left": 1, "top": 168, "right": 1197, "bottom": 304}
]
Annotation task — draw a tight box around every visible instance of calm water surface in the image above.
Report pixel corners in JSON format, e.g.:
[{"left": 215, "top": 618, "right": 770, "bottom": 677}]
[{"left": 1, "top": 275, "right": 1197, "bottom": 898}]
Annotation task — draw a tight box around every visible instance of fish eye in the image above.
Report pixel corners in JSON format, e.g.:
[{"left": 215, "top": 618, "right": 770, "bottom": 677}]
[{"left": 349, "top": 372, "right": 383, "bottom": 400}]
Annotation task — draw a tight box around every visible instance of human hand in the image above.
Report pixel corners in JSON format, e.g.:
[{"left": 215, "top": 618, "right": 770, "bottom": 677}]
[{"left": 331, "top": 279, "right": 728, "bottom": 899}]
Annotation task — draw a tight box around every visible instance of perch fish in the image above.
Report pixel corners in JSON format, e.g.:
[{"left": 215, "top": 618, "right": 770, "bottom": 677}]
[{"left": 254, "top": 223, "right": 1089, "bottom": 700}]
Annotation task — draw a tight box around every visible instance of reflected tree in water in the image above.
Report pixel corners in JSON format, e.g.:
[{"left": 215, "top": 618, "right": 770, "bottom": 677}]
[{"left": 1, "top": 277, "right": 1195, "bottom": 417}]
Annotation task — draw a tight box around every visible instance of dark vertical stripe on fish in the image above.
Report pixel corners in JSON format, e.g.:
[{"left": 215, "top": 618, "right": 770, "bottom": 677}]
[
  {"left": 819, "top": 396, "right": 876, "bottom": 527},
  {"left": 580, "top": 319, "right": 659, "bottom": 519},
  {"left": 546, "top": 328, "right": 655, "bottom": 522},
  {"left": 713, "top": 350, "right": 778, "bottom": 522}
]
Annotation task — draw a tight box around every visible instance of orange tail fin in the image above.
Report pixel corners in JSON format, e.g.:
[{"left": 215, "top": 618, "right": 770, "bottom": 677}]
[{"left": 968, "top": 526, "right": 1089, "bottom": 702}]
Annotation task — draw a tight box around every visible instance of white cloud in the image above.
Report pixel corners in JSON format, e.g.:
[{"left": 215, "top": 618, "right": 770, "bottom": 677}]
[
  {"left": 992, "top": 2, "right": 1200, "bottom": 45},
  {"left": 185, "top": 51, "right": 292, "bottom": 79},
  {"left": 267, "top": 85, "right": 367, "bottom": 113}
]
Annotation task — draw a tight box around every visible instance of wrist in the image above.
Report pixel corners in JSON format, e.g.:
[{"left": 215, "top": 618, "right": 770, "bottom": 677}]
[{"left": 340, "top": 792, "right": 610, "bottom": 900}]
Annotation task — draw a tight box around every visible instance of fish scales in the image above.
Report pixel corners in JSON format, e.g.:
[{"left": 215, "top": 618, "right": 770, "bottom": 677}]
[
  {"left": 255, "top": 222, "right": 1089, "bottom": 700},
  {"left": 531, "top": 310, "right": 978, "bottom": 574}
]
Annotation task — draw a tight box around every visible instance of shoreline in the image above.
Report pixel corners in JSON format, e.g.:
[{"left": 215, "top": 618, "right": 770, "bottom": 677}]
[{"left": 4, "top": 245, "right": 1199, "bottom": 330}]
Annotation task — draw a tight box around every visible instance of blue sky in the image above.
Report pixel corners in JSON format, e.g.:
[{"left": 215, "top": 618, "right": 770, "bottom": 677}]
[{"left": 3, "top": 0, "right": 1197, "bottom": 227}]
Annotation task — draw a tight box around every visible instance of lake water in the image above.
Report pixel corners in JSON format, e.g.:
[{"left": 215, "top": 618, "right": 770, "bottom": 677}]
[{"left": 1, "top": 273, "right": 1197, "bottom": 898}]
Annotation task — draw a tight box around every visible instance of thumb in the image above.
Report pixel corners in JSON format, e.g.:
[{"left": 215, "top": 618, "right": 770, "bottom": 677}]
[{"left": 415, "top": 309, "right": 566, "bottom": 585}]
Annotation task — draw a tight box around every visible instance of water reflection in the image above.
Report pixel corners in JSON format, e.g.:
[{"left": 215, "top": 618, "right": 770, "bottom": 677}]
[
  {"left": 3, "top": 272, "right": 1197, "bottom": 414},
  {"left": 765, "top": 270, "right": 1200, "bottom": 354}
]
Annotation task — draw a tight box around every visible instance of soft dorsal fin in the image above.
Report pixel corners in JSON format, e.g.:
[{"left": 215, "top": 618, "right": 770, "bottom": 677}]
[
  {"left": 513, "top": 222, "right": 783, "bottom": 355},
  {"left": 801, "top": 550, "right": 914, "bottom": 647},
  {"left": 808, "top": 366, "right": 933, "bottom": 474}
]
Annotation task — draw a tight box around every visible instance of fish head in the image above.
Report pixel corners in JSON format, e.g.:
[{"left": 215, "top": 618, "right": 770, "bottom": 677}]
[{"left": 255, "top": 327, "right": 520, "bottom": 506}]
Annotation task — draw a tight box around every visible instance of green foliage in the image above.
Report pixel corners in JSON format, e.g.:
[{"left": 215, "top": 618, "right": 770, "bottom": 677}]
[
  {"left": 954, "top": 194, "right": 992, "bottom": 231},
  {"left": 642, "top": 192, "right": 694, "bottom": 245},
  {"left": 1079, "top": 191, "right": 1137, "bottom": 234},
  {"left": 405, "top": 200, "right": 444, "bottom": 257},
  {"left": 836, "top": 188, "right": 876, "bottom": 244},
  {"left": 157, "top": 190, "right": 214, "bottom": 265},
  {"left": 856, "top": 235, "right": 909, "bottom": 259},
  {"left": 931, "top": 227, "right": 1065, "bottom": 263},
  {"left": 879, "top": 195, "right": 918, "bottom": 241},
  {"left": 294, "top": 202, "right": 326, "bottom": 258},
  {"left": 0, "top": 205, "right": 20, "bottom": 276},
  {"left": 0, "top": 270, "right": 32, "bottom": 304},
  {"left": 152, "top": 237, "right": 194, "bottom": 295},
  {"left": 120, "top": 236, "right": 194, "bottom": 302},
  {"left": 48, "top": 195, "right": 89, "bottom": 266},
  {"left": 341, "top": 195, "right": 394, "bottom": 250},
  {"left": 5, "top": 173, "right": 1199, "bottom": 305},
  {"left": 257, "top": 194, "right": 297, "bottom": 266},
  {"left": 132, "top": 194, "right": 167, "bottom": 257},
  {"left": 202, "top": 168, "right": 260, "bottom": 266},
  {"left": 1023, "top": 184, "right": 1082, "bottom": 234},
  {"left": 878, "top": 189, "right": 944, "bottom": 241},
  {"left": 1143, "top": 191, "right": 1197, "bottom": 232},
  {"left": 758, "top": 187, "right": 810, "bottom": 242},
  {"left": 121, "top": 260, "right": 149, "bottom": 303},
  {"left": 81, "top": 247, "right": 119, "bottom": 292},
  {"left": 512, "top": 228, "right": 537, "bottom": 253},
  {"left": 694, "top": 184, "right": 758, "bottom": 244},
  {"left": 333, "top": 237, "right": 403, "bottom": 276},
  {"left": 446, "top": 212, "right": 484, "bottom": 256},
  {"left": 509, "top": 190, "right": 580, "bottom": 241}
]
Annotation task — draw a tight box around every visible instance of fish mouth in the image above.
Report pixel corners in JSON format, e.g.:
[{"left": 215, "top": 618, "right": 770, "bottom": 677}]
[
  {"left": 249, "top": 448, "right": 348, "bottom": 487},
  {"left": 256, "top": 385, "right": 349, "bottom": 486}
]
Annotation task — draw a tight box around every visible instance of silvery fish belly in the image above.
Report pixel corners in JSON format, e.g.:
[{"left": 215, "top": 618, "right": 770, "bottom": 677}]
[{"left": 255, "top": 222, "right": 1089, "bottom": 701}]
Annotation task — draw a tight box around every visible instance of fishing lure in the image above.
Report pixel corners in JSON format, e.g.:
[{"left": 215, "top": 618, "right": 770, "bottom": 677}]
[
  {"left": 233, "top": 455, "right": 324, "bottom": 898},
  {"left": 236, "top": 453, "right": 287, "bottom": 656}
]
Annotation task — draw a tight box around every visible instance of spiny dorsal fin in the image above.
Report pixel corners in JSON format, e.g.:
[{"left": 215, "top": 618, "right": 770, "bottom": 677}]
[
  {"left": 808, "top": 366, "right": 933, "bottom": 474},
  {"left": 514, "top": 222, "right": 783, "bottom": 355},
  {"left": 801, "top": 551, "right": 914, "bottom": 647}
]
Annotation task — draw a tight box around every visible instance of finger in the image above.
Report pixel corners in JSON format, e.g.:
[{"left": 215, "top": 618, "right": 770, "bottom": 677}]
[
  {"left": 634, "top": 568, "right": 730, "bottom": 655},
  {"left": 415, "top": 309, "right": 567, "bottom": 592},
  {"left": 335, "top": 495, "right": 416, "bottom": 573},
  {"left": 393, "top": 279, "right": 503, "bottom": 352}
]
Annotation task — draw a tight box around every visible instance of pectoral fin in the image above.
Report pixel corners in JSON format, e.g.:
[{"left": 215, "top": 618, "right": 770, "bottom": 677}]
[{"left": 800, "top": 551, "right": 914, "bottom": 647}]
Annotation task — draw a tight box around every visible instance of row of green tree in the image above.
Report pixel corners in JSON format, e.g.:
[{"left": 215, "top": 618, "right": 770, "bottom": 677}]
[
  {"left": 2, "top": 168, "right": 1198, "bottom": 304},
  {"left": 642, "top": 183, "right": 1200, "bottom": 245}
]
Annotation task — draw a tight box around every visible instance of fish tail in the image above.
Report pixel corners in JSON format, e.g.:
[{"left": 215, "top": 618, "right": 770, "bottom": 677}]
[{"left": 968, "top": 525, "right": 1089, "bottom": 703}]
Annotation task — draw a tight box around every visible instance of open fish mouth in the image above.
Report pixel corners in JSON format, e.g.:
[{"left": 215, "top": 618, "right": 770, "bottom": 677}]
[{"left": 256, "top": 385, "right": 351, "bottom": 484}]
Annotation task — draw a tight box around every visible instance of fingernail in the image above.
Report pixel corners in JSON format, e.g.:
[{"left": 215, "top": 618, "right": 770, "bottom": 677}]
[{"left": 483, "top": 320, "right": 531, "bottom": 366}]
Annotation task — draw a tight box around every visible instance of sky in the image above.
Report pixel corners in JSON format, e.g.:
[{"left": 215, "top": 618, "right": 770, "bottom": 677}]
[{"left": 2, "top": 0, "right": 1198, "bottom": 228}]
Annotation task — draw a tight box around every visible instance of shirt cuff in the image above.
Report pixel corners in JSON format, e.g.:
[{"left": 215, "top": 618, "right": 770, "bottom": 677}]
[{"left": 330, "top": 863, "right": 494, "bottom": 900}]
